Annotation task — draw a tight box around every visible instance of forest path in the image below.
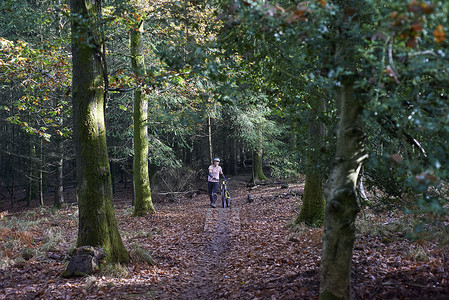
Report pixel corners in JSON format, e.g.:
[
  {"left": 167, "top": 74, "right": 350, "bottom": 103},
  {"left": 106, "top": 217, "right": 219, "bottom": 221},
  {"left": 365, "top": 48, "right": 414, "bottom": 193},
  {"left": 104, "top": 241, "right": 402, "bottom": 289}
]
[
  {"left": 1, "top": 177, "right": 447, "bottom": 299},
  {"left": 174, "top": 207, "right": 241, "bottom": 299},
  {"left": 151, "top": 177, "right": 313, "bottom": 299},
  {"left": 154, "top": 181, "right": 244, "bottom": 299}
]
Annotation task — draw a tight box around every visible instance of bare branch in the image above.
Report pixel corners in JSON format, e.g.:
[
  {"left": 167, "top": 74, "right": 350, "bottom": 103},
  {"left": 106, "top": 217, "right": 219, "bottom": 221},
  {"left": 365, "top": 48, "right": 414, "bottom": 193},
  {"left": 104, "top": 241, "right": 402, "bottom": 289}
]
[
  {"left": 409, "top": 50, "right": 438, "bottom": 58},
  {"left": 387, "top": 37, "right": 400, "bottom": 84}
]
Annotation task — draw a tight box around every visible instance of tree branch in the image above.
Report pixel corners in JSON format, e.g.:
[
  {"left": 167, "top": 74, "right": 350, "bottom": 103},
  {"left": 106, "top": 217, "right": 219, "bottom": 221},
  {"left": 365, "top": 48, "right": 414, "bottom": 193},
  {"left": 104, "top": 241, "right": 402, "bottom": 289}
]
[{"left": 387, "top": 37, "right": 400, "bottom": 84}]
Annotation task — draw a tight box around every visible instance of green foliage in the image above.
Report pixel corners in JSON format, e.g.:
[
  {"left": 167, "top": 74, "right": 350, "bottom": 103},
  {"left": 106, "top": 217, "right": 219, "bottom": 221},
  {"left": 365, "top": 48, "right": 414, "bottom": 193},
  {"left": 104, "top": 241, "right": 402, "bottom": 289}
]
[
  {"left": 0, "top": 38, "right": 71, "bottom": 141},
  {"left": 364, "top": 155, "right": 412, "bottom": 199},
  {"left": 359, "top": 0, "right": 449, "bottom": 215}
]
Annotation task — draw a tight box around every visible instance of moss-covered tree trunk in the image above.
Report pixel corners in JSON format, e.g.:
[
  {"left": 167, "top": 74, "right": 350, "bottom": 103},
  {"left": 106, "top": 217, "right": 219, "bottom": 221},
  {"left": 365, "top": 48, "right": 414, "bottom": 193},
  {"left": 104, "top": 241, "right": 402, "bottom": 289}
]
[
  {"left": 71, "top": 0, "right": 129, "bottom": 263},
  {"left": 297, "top": 96, "right": 326, "bottom": 226},
  {"left": 131, "top": 19, "right": 155, "bottom": 216},
  {"left": 319, "top": 82, "right": 367, "bottom": 299},
  {"left": 298, "top": 172, "right": 324, "bottom": 225},
  {"left": 253, "top": 148, "right": 266, "bottom": 181}
]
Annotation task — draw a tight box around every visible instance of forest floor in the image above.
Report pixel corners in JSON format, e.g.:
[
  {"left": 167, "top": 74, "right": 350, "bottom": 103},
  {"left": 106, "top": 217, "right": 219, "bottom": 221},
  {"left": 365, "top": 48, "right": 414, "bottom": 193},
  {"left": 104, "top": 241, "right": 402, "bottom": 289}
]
[{"left": 0, "top": 174, "right": 448, "bottom": 299}]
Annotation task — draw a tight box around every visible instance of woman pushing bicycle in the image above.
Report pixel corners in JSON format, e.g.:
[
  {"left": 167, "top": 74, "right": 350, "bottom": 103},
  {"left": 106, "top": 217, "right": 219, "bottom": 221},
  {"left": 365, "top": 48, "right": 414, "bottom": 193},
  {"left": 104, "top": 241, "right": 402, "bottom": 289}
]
[{"left": 207, "top": 157, "right": 223, "bottom": 208}]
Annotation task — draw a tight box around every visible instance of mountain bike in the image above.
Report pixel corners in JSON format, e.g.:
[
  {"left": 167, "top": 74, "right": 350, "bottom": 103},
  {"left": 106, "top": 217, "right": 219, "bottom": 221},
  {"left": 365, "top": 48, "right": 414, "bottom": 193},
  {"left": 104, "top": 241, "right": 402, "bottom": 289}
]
[{"left": 220, "top": 176, "right": 231, "bottom": 208}]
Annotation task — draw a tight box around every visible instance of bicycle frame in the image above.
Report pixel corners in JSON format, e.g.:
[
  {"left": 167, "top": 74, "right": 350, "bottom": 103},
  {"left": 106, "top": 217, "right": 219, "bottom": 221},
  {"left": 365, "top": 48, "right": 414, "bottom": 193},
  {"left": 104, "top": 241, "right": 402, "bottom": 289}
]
[{"left": 220, "top": 179, "right": 231, "bottom": 208}]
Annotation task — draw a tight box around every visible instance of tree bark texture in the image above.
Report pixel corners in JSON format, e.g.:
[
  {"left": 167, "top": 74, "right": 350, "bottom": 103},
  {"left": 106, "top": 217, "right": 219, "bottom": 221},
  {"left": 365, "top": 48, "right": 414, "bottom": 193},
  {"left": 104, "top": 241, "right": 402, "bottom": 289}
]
[
  {"left": 297, "top": 96, "right": 326, "bottom": 226},
  {"left": 71, "top": 0, "right": 129, "bottom": 263},
  {"left": 208, "top": 115, "right": 213, "bottom": 162},
  {"left": 253, "top": 148, "right": 266, "bottom": 181},
  {"left": 319, "top": 83, "right": 367, "bottom": 300},
  {"left": 131, "top": 19, "right": 155, "bottom": 216},
  {"left": 39, "top": 139, "right": 44, "bottom": 206},
  {"left": 297, "top": 170, "right": 325, "bottom": 226},
  {"left": 53, "top": 134, "right": 64, "bottom": 209},
  {"left": 53, "top": 1, "right": 64, "bottom": 210},
  {"left": 28, "top": 143, "right": 38, "bottom": 206},
  {"left": 319, "top": 1, "right": 368, "bottom": 297}
]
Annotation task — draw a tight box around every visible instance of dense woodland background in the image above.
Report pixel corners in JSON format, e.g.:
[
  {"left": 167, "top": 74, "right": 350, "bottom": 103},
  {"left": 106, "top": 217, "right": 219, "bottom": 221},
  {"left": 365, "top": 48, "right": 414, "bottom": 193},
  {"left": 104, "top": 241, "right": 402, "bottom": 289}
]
[{"left": 0, "top": 0, "right": 448, "bottom": 299}]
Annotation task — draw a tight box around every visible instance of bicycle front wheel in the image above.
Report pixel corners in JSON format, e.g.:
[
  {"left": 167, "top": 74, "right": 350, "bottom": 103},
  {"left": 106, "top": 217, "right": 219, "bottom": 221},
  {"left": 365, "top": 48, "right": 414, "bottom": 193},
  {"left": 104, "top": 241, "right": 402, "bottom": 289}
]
[{"left": 221, "top": 189, "right": 226, "bottom": 208}]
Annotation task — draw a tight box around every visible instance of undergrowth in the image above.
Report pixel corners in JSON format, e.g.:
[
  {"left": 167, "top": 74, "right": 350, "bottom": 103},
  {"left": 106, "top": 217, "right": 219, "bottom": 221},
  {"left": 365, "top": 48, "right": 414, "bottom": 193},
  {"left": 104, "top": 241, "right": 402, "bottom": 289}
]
[
  {"left": 99, "top": 263, "right": 130, "bottom": 278},
  {"left": 0, "top": 209, "right": 72, "bottom": 270},
  {"left": 129, "top": 243, "right": 156, "bottom": 266},
  {"left": 356, "top": 209, "right": 449, "bottom": 246}
]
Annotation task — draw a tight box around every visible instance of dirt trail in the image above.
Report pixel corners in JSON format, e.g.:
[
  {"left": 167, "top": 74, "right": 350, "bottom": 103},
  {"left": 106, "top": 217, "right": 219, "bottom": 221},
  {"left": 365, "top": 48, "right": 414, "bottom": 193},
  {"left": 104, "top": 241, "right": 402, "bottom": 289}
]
[
  {"left": 155, "top": 180, "right": 244, "bottom": 299},
  {"left": 152, "top": 177, "right": 307, "bottom": 299},
  {"left": 1, "top": 176, "right": 448, "bottom": 299},
  {"left": 173, "top": 207, "right": 240, "bottom": 299}
]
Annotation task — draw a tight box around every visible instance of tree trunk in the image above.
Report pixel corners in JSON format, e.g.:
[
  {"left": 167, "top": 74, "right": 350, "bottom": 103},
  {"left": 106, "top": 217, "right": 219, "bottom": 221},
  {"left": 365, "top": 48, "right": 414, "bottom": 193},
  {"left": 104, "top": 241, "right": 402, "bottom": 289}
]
[
  {"left": 319, "top": 1, "right": 368, "bottom": 297},
  {"left": 253, "top": 148, "right": 266, "bottom": 181},
  {"left": 28, "top": 143, "right": 38, "bottom": 206},
  {"left": 297, "top": 96, "right": 326, "bottom": 226},
  {"left": 297, "top": 170, "right": 325, "bottom": 226},
  {"left": 252, "top": 124, "right": 267, "bottom": 182},
  {"left": 53, "top": 134, "right": 64, "bottom": 209},
  {"left": 71, "top": 0, "right": 129, "bottom": 263},
  {"left": 131, "top": 19, "right": 155, "bottom": 216},
  {"left": 10, "top": 111, "right": 15, "bottom": 207},
  {"left": 53, "top": 0, "right": 64, "bottom": 210},
  {"left": 39, "top": 139, "right": 44, "bottom": 206},
  {"left": 319, "top": 83, "right": 367, "bottom": 300},
  {"left": 208, "top": 115, "right": 213, "bottom": 162}
]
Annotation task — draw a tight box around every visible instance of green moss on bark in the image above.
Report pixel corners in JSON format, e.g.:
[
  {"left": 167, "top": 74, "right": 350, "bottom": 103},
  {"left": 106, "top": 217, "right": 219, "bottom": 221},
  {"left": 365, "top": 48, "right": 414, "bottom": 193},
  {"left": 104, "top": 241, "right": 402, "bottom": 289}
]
[
  {"left": 71, "top": 0, "right": 129, "bottom": 264},
  {"left": 296, "top": 171, "right": 325, "bottom": 226},
  {"left": 253, "top": 149, "right": 267, "bottom": 181},
  {"left": 130, "top": 20, "right": 155, "bottom": 217}
]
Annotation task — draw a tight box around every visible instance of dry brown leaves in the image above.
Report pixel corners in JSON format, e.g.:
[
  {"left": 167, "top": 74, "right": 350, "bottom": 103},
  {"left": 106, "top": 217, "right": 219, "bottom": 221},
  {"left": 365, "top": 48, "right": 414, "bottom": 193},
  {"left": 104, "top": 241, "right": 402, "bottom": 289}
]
[{"left": 0, "top": 175, "right": 448, "bottom": 299}]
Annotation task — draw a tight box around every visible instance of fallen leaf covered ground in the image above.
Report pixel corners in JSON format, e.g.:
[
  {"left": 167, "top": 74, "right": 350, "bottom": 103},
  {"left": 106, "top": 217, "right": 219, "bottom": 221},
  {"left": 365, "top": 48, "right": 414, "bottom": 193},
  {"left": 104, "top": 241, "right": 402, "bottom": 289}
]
[{"left": 0, "top": 174, "right": 448, "bottom": 299}]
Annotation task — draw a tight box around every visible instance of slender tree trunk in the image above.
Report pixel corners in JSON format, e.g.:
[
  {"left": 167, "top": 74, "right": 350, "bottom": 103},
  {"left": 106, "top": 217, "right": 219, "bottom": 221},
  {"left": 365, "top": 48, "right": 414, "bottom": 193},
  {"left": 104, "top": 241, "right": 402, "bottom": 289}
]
[
  {"left": 10, "top": 109, "right": 15, "bottom": 207},
  {"left": 71, "top": 0, "right": 129, "bottom": 263},
  {"left": 53, "top": 134, "right": 64, "bottom": 209},
  {"left": 53, "top": 0, "right": 64, "bottom": 210},
  {"left": 28, "top": 143, "right": 38, "bottom": 206},
  {"left": 252, "top": 124, "right": 267, "bottom": 182},
  {"left": 297, "top": 96, "right": 326, "bottom": 226},
  {"left": 319, "top": 83, "right": 367, "bottom": 300},
  {"left": 11, "top": 167, "right": 15, "bottom": 207},
  {"left": 32, "top": 142, "right": 39, "bottom": 200},
  {"left": 131, "top": 19, "right": 155, "bottom": 216},
  {"left": 208, "top": 115, "right": 213, "bottom": 162},
  {"left": 39, "top": 139, "right": 44, "bottom": 206}
]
